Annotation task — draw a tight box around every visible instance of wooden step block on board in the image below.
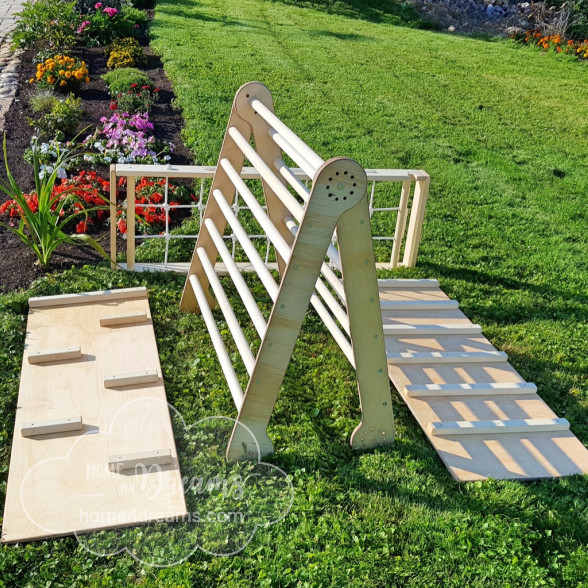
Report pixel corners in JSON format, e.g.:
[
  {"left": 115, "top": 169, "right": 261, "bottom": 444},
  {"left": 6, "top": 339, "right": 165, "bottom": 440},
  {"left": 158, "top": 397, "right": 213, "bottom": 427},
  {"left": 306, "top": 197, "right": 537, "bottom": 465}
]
[
  {"left": 404, "top": 382, "right": 538, "bottom": 397},
  {"left": 2, "top": 288, "right": 187, "bottom": 543},
  {"left": 387, "top": 351, "right": 508, "bottom": 364},
  {"left": 380, "top": 299, "right": 459, "bottom": 311},
  {"left": 428, "top": 418, "right": 570, "bottom": 437},
  {"left": 109, "top": 448, "right": 172, "bottom": 472},
  {"left": 28, "top": 347, "right": 81, "bottom": 364},
  {"left": 21, "top": 416, "right": 83, "bottom": 437},
  {"left": 378, "top": 279, "right": 440, "bottom": 289},
  {"left": 99, "top": 311, "right": 148, "bottom": 327},
  {"left": 104, "top": 369, "right": 159, "bottom": 389},
  {"left": 28, "top": 287, "right": 147, "bottom": 308},
  {"left": 383, "top": 324, "right": 482, "bottom": 336}
]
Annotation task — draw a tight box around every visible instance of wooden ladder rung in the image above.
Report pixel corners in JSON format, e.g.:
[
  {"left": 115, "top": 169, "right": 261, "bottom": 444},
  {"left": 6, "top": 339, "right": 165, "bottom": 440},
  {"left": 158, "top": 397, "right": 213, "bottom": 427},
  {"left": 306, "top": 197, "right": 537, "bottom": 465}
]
[
  {"left": 380, "top": 300, "right": 459, "bottom": 310},
  {"left": 387, "top": 351, "right": 508, "bottom": 364},
  {"left": 405, "top": 382, "right": 538, "bottom": 397},
  {"left": 377, "top": 279, "right": 440, "bottom": 288},
  {"left": 428, "top": 417, "right": 570, "bottom": 436},
  {"left": 28, "top": 346, "right": 81, "bottom": 364},
  {"left": 100, "top": 311, "right": 148, "bottom": 327},
  {"left": 109, "top": 448, "right": 172, "bottom": 471},
  {"left": 104, "top": 369, "right": 159, "bottom": 388},
  {"left": 21, "top": 416, "right": 83, "bottom": 437},
  {"left": 383, "top": 324, "right": 482, "bottom": 336}
]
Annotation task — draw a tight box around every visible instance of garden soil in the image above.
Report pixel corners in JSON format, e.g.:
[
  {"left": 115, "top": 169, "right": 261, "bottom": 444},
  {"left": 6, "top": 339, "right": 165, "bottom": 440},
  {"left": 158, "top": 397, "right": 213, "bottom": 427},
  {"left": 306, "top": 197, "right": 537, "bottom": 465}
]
[{"left": 0, "top": 42, "right": 194, "bottom": 292}]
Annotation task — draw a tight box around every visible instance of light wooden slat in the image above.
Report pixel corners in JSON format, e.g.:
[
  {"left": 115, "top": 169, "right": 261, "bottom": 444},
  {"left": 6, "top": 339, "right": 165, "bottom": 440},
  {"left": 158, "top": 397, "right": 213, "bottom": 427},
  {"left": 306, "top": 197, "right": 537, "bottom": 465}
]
[
  {"left": 103, "top": 369, "right": 159, "bottom": 389},
  {"left": 383, "top": 324, "right": 482, "bottom": 336},
  {"left": 29, "top": 287, "right": 147, "bottom": 308},
  {"left": 380, "top": 299, "right": 458, "bottom": 310},
  {"left": 99, "top": 311, "right": 148, "bottom": 327},
  {"left": 405, "top": 382, "right": 538, "bottom": 397},
  {"left": 378, "top": 279, "right": 439, "bottom": 288},
  {"left": 28, "top": 347, "right": 81, "bottom": 364},
  {"left": 21, "top": 416, "right": 83, "bottom": 437},
  {"left": 108, "top": 448, "right": 172, "bottom": 471},
  {"left": 429, "top": 418, "right": 570, "bottom": 437},
  {"left": 387, "top": 351, "right": 508, "bottom": 364}
]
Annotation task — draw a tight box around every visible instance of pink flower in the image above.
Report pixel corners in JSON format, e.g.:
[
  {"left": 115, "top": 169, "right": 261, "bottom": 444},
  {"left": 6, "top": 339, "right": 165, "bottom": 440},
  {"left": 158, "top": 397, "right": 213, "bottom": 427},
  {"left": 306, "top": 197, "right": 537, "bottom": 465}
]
[
  {"left": 77, "top": 20, "right": 90, "bottom": 34},
  {"left": 103, "top": 6, "right": 118, "bottom": 16},
  {"left": 94, "top": 2, "right": 102, "bottom": 7}
]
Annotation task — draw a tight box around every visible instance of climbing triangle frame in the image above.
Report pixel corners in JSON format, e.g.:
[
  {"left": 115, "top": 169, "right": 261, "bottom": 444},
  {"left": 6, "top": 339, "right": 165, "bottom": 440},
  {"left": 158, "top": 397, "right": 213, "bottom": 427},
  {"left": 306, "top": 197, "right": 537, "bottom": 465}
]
[{"left": 181, "top": 82, "right": 394, "bottom": 460}]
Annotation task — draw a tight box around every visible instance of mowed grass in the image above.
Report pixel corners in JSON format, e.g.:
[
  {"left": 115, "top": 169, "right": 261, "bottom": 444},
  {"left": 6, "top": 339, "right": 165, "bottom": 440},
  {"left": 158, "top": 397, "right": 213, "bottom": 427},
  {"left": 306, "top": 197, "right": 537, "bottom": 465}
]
[{"left": 0, "top": 1, "right": 587, "bottom": 586}]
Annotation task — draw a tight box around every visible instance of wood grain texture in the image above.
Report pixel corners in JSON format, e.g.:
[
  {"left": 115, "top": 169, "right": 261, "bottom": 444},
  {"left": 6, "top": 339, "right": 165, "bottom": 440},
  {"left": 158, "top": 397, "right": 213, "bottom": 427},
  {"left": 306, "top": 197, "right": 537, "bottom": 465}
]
[
  {"left": 226, "top": 158, "right": 367, "bottom": 460},
  {"left": 381, "top": 280, "right": 588, "bottom": 481},
  {"left": 2, "top": 291, "right": 186, "bottom": 543}
]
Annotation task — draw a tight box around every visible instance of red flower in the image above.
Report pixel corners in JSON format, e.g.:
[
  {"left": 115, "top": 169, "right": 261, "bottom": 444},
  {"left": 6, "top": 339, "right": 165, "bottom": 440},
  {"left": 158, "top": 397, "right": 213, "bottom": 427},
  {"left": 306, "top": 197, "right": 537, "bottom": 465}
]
[
  {"left": 130, "top": 83, "right": 138, "bottom": 89},
  {"left": 76, "top": 220, "right": 88, "bottom": 233},
  {"left": 117, "top": 218, "right": 127, "bottom": 234},
  {"left": 110, "top": 102, "right": 117, "bottom": 110}
]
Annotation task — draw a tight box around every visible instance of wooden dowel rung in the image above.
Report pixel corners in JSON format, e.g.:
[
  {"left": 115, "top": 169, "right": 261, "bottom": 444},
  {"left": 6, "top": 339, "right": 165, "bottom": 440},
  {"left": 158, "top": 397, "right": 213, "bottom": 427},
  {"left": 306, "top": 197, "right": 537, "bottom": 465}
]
[
  {"left": 99, "top": 311, "right": 148, "bottom": 327},
  {"left": 28, "top": 346, "right": 81, "bottom": 364},
  {"left": 383, "top": 324, "right": 482, "bottom": 336},
  {"left": 21, "top": 416, "right": 83, "bottom": 437},
  {"left": 387, "top": 351, "right": 508, "bottom": 364},
  {"left": 428, "top": 418, "right": 570, "bottom": 436},
  {"left": 405, "top": 382, "right": 538, "bottom": 397},
  {"left": 377, "top": 279, "right": 440, "bottom": 288},
  {"left": 109, "top": 448, "right": 172, "bottom": 471},
  {"left": 380, "top": 299, "right": 459, "bottom": 310},
  {"left": 104, "top": 369, "right": 159, "bottom": 388}
]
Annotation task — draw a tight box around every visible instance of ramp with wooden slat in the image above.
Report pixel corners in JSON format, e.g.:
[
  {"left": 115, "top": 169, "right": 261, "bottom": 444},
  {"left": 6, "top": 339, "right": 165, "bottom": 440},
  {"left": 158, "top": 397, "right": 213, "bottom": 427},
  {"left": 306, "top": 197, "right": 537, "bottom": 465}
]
[{"left": 380, "top": 279, "right": 588, "bottom": 481}]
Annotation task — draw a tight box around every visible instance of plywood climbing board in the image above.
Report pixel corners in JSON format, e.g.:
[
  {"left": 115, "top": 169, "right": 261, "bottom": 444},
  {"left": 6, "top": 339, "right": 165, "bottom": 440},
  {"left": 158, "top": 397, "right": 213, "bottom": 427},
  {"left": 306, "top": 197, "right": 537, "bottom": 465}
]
[
  {"left": 2, "top": 287, "right": 187, "bottom": 543},
  {"left": 381, "top": 279, "right": 588, "bottom": 481}
]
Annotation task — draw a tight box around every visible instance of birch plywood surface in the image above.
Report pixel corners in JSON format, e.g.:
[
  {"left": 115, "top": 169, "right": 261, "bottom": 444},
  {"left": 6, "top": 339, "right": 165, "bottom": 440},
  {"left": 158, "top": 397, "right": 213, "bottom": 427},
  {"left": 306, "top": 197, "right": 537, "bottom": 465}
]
[
  {"left": 2, "top": 288, "right": 187, "bottom": 543},
  {"left": 380, "top": 281, "right": 588, "bottom": 482}
]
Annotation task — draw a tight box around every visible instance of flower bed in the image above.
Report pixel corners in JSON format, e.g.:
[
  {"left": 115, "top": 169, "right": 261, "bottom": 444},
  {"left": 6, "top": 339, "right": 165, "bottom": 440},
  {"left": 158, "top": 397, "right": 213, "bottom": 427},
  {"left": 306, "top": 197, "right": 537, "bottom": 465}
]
[
  {"left": 0, "top": 0, "right": 195, "bottom": 275},
  {"left": 516, "top": 31, "right": 588, "bottom": 60}
]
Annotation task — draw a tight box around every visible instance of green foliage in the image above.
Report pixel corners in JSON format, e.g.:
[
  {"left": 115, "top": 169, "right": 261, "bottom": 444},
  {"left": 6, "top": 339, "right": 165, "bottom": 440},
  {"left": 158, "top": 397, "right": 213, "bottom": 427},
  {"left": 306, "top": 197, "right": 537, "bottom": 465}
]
[
  {"left": 101, "top": 66, "right": 152, "bottom": 94},
  {"left": 0, "top": 137, "right": 107, "bottom": 269},
  {"left": 570, "top": 0, "right": 588, "bottom": 38},
  {"left": 113, "top": 85, "right": 159, "bottom": 113},
  {"left": 27, "top": 91, "right": 83, "bottom": 141},
  {"left": 11, "top": 0, "right": 80, "bottom": 50},
  {"left": 79, "top": 4, "right": 147, "bottom": 46}
]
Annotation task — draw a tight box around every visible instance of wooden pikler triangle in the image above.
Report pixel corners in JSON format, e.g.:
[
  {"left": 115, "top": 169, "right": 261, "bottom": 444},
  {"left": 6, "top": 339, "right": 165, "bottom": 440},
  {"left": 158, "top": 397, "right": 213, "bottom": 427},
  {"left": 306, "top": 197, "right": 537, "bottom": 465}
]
[{"left": 181, "top": 82, "right": 588, "bottom": 481}]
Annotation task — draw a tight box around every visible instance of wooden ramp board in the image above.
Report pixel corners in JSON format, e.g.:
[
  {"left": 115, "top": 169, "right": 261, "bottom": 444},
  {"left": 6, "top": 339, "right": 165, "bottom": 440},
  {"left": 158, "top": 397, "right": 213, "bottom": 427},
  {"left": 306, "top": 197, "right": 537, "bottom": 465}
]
[
  {"left": 380, "top": 280, "right": 588, "bottom": 482},
  {"left": 2, "top": 288, "right": 187, "bottom": 543}
]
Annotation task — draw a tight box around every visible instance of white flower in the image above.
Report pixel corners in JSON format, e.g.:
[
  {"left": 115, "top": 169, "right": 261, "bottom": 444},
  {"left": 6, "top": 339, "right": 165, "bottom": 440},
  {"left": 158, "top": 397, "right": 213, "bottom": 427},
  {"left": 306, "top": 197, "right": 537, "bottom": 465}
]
[
  {"left": 163, "top": 155, "right": 171, "bottom": 161},
  {"left": 84, "top": 154, "right": 93, "bottom": 162},
  {"left": 57, "top": 167, "right": 67, "bottom": 179},
  {"left": 104, "top": 156, "right": 112, "bottom": 163},
  {"left": 118, "top": 157, "right": 126, "bottom": 164}
]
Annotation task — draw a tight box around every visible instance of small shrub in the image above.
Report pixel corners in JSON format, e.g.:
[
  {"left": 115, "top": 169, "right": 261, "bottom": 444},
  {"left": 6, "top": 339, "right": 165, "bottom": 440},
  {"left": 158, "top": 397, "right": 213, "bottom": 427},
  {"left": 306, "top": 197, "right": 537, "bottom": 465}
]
[
  {"left": 101, "top": 67, "right": 151, "bottom": 94},
  {"left": 12, "top": 0, "right": 80, "bottom": 50},
  {"left": 30, "top": 54, "right": 90, "bottom": 93},
  {"left": 105, "top": 37, "right": 146, "bottom": 67},
  {"left": 111, "top": 85, "right": 159, "bottom": 114},
  {"left": 569, "top": 0, "right": 588, "bottom": 38},
  {"left": 107, "top": 50, "right": 137, "bottom": 69},
  {"left": 28, "top": 91, "right": 83, "bottom": 141},
  {"left": 77, "top": 4, "right": 147, "bottom": 46}
]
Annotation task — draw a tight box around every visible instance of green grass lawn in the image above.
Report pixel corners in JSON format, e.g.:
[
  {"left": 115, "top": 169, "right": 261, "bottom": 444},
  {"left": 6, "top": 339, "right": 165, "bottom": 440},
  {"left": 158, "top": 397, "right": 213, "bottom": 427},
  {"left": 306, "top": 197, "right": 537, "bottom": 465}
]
[{"left": 1, "top": 0, "right": 588, "bottom": 585}]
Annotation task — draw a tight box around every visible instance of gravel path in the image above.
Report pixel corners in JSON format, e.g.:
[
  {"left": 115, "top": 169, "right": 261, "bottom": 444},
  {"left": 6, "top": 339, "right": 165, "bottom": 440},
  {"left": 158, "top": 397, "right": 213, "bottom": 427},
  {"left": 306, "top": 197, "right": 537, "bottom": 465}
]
[{"left": 0, "top": 0, "right": 25, "bottom": 131}]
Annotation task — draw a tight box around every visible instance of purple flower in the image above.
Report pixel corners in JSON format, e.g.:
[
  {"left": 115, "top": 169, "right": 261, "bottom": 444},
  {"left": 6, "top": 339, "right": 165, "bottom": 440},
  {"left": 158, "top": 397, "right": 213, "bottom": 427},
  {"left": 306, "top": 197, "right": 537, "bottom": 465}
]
[{"left": 103, "top": 6, "right": 118, "bottom": 17}]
